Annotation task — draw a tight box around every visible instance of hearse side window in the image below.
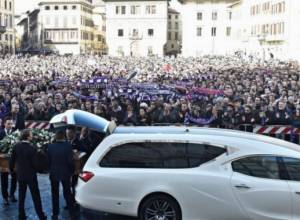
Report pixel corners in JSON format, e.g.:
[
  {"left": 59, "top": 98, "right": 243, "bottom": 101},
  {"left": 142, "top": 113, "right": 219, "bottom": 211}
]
[
  {"left": 99, "top": 142, "right": 226, "bottom": 168},
  {"left": 282, "top": 157, "right": 300, "bottom": 181},
  {"left": 232, "top": 156, "right": 280, "bottom": 180},
  {"left": 187, "top": 143, "right": 226, "bottom": 167}
]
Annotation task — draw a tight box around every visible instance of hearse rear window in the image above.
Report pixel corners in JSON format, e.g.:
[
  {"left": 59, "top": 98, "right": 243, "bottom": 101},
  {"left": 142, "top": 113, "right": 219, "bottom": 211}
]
[{"left": 99, "top": 142, "right": 226, "bottom": 168}]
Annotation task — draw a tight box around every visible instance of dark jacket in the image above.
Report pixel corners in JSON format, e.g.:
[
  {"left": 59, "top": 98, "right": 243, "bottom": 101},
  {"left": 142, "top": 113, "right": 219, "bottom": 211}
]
[
  {"left": 9, "top": 142, "right": 37, "bottom": 182},
  {"left": 11, "top": 113, "right": 25, "bottom": 130},
  {"left": 70, "top": 137, "right": 87, "bottom": 153},
  {"left": 47, "top": 141, "right": 74, "bottom": 181},
  {"left": 0, "top": 129, "right": 12, "bottom": 140}
]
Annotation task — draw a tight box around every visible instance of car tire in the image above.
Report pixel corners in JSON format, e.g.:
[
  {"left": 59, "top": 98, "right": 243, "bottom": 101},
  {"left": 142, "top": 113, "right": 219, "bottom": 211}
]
[{"left": 139, "top": 194, "right": 181, "bottom": 220}]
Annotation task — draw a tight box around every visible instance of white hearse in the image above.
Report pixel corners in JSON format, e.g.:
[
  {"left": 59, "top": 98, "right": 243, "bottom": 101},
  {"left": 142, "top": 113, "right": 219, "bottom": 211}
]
[{"left": 50, "top": 110, "right": 300, "bottom": 220}]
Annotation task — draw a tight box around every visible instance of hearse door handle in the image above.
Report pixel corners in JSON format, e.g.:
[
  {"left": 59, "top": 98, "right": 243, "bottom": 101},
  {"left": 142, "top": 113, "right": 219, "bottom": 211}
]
[{"left": 235, "top": 184, "right": 251, "bottom": 189}]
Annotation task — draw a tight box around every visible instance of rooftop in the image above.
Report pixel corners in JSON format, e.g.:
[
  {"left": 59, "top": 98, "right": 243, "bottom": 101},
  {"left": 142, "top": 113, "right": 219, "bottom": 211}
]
[
  {"left": 39, "top": 0, "right": 93, "bottom": 6},
  {"left": 113, "top": 126, "right": 300, "bottom": 153},
  {"left": 103, "top": 0, "right": 168, "bottom": 2},
  {"left": 178, "top": 0, "right": 237, "bottom": 4}
]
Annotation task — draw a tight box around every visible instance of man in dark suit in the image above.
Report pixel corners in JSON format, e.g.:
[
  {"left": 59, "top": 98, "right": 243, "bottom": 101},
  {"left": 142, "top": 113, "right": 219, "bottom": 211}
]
[
  {"left": 66, "top": 126, "right": 87, "bottom": 153},
  {"left": 0, "top": 116, "right": 17, "bottom": 205},
  {"left": 48, "top": 130, "right": 76, "bottom": 220},
  {"left": 10, "top": 104, "right": 25, "bottom": 130},
  {"left": 9, "top": 129, "right": 46, "bottom": 220},
  {"left": 66, "top": 126, "right": 86, "bottom": 200}
]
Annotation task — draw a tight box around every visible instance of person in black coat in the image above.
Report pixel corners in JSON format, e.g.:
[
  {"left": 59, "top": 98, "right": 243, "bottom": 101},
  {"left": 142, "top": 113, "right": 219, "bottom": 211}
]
[
  {"left": 47, "top": 130, "right": 76, "bottom": 220},
  {"left": 66, "top": 126, "right": 87, "bottom": 153},
  {"left": 10, "top": 104, "right": 25, "bottom": 130},
  {"left": 9, "top": 129, "right": 46, "bottom": 220},
  {"left": 66, "top": 126, "right": 85, "bottom": 203},
  {"left": 0, "top": 116, "right": 17, "bottom": 205}
]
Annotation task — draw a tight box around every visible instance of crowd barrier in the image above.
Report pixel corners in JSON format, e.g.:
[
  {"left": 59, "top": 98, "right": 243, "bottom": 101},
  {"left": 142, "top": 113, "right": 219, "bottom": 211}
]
[
  {"left": 24, "top": 121, "right": 300, "bottom": 145},
  {"left": 25, "top": 121, "right": 51, "bottom": 130},
  {"left": 237, "top": 124, "right": 300, "bottom": 144}
]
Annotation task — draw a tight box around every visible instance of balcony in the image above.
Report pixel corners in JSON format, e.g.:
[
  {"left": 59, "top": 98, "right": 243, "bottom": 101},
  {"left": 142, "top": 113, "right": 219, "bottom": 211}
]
[
  {"left": 265, "top": 34, "right": 285, "bottom": 42},
  {"left": 0, "top": 26, "right": 6, "bottom": 34},
  {"left": 129, "top": 32, "right": 143, "bottom": 40}
]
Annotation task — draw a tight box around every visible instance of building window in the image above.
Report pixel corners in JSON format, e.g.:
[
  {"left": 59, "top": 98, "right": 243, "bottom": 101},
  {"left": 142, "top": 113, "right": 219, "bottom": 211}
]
[
  {"left": 72, "top": 5, "right": 77, "bottom": 10},
  {"left": 72, "top": 16, "right": 77, "bottom": 25},
  {"left": 148, "top": 29, "right": 154, "bottom": 37},
  {"left": 117, "top": 46, "right": 124, "bottom": 56},
  {"left": 4, "top": 14, "right": 7, "bottom": 26},
  {"left": 226, "top": 27, "right": 231, "bottom": 36},
  {"left": 171, "top": 44, "right": 174, "bottom": 49},
  {"left": 132, "top": 29, "right": 138, "bottom": 37},
  {"left": 45, "top": 6, "right": 50, "bottom": 10},
  {"left": 148, "top": 46, "right": 153, "bottom": 56},
  {"left": 4, "top": 0, "right": 7, "bottom": 10},
  {"left": 146, "top": 5, "right": 156, "bottom": 14},
  {"left": 175, "top": 15, "right": 178, "bottom": 19},
  {"left": 146, "top": 5, "right": 150, "bottom": 14},
  {"left": 168, "top": 32, "right": 171, "bottom": 40},
  {"left": 197, "top": 27, "right": 202, "bottom": 36},
  {"left": 151, "top": 5, "right": 156, "bottom": 14},
  {"left": 168, "top": 21, "right": 172, "bottom": 29},
  {"left": 175, "top": 22, "right": 178, "bottom": 29},
  {"left": 197, "top": 12, "right": 202, "bottom": 20},
  {"left": 168, "top": 15, "right": 171, "bottom": 19},
  {"left": 54, "top": 6, "right": 59, "bottom": 10},
  {"left": 9, "top": 15, "right": 12, "bottom": 28},
  {"left": 121, "top": 6, "right": 126, "bottom": 14},
  {"left": 63, "top": 6, "right": 68, "bottom": 10},
  {"left": 45, "top": 16, "right": 50, "bottom": 25},
  {"left": 131, "top": 5, "right": 140, "bottom": 14},
  {"left": 174, "top": 32, "right": 178, "bottom": 40},
  {"left": 9, "top": 1, "right": 12, "bottom": 10},
  {"left": 211, "top": 27, "right": 217, "bottom": 36},
  {"left": 54, "top": 16, "right": 59, "bottom": 27},
  {"left": 212, "top": 12, "right": 218, "bottom": 20},
  {"left": 228, "top": 11, "right": 232, "bottom": 20},
  {"left": 118, "top": 29, "right": 124, "bottom": 37},
  {"left": 63, "top": 17, "right": 68, "bottom": 27}
]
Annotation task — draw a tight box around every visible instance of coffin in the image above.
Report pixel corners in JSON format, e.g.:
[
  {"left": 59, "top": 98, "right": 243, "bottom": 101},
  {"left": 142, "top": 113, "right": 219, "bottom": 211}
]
[{"left": 0, "top": 152, "right": 86, "bottom": 174}]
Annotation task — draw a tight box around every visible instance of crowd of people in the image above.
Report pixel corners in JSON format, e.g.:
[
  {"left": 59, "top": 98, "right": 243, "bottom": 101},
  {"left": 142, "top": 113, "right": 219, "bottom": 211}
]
[
  {"left": 0, "top": 54, "right": 300, "bottom": 219},
  {"left": 0, "top": 54, "right": 300, "bottom": 128}
]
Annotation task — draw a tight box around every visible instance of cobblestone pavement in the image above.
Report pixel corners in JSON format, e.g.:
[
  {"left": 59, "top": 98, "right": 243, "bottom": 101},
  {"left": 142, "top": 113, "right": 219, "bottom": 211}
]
[{"left": 0, "top": 175, "right": 137, "bottom": 220}]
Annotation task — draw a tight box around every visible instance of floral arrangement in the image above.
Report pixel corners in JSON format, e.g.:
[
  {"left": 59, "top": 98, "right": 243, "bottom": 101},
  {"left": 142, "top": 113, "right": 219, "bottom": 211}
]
[{"left": 0, "top": 129, "right": 55, "bottom": 156}]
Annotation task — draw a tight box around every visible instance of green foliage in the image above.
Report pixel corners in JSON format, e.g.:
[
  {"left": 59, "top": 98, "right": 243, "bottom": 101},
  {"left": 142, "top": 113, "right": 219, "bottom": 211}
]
[{"left": 0, "top": 129, "right": 55, "bottom": 156}]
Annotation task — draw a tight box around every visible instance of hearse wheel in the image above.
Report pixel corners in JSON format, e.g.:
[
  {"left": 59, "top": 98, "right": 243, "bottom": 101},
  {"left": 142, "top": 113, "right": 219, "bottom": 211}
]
[{"left": 139, "top": 194, "right": 181, "bottom": 220}]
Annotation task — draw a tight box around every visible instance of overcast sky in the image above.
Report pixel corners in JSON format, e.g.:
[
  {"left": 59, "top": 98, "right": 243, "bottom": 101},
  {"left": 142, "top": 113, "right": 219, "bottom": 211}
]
[
  {"left": 15, "top": 0, "right": 40, "bottom": 14},
  {"left": 15, "top": 0, "right": 181, "bottom": 15}
]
